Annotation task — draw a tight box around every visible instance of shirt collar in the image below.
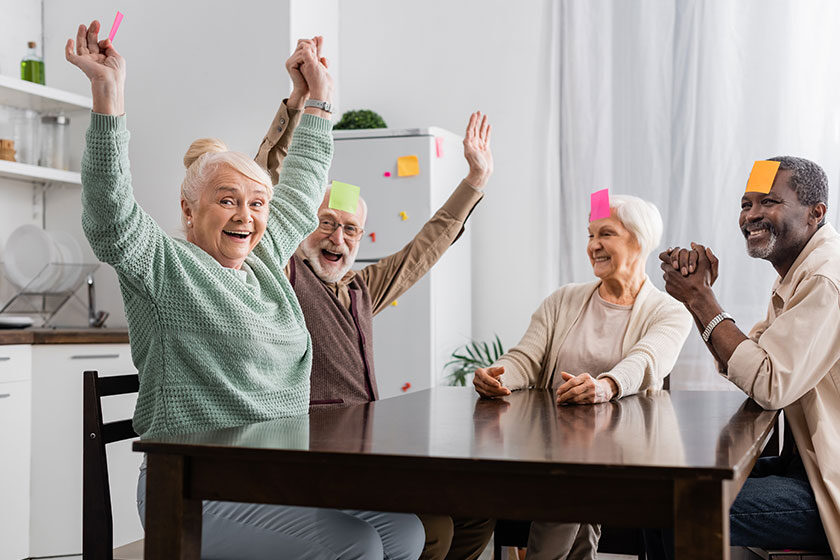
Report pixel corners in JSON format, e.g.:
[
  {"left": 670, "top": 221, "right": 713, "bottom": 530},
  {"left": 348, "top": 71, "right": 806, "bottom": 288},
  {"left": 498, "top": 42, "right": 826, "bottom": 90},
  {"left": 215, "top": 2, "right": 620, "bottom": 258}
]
[{"left": 772, "top": 223, "right": 836, "bottom": 304}]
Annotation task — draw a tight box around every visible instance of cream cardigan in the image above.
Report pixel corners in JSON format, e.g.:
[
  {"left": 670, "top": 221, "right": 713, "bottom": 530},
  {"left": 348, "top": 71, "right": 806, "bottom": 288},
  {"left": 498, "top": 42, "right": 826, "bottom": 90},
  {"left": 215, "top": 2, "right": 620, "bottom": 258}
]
[{"left": 496, "top": 277, "right": 693, "bottom": 398}]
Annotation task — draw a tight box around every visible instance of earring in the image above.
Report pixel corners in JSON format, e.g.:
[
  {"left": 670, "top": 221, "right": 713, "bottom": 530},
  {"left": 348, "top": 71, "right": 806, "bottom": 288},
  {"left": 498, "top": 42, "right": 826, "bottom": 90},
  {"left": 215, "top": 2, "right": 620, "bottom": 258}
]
[{"left": 187, "top": 220, "right": 192, "bottom": 226}]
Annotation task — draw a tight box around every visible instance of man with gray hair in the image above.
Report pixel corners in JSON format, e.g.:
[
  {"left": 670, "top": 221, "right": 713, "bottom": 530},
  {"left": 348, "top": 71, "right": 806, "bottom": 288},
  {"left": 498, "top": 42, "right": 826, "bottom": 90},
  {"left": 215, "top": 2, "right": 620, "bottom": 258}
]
[{"left": 651, "top": 156, "right": 838, "bottom": 557}]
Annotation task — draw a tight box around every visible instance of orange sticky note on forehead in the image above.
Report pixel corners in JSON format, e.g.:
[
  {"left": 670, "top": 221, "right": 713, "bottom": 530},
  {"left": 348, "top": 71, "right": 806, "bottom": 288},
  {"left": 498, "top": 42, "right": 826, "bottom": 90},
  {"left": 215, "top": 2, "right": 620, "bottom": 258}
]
[{"left": 746, "top": 160, "right": 781, "bottom": 194}]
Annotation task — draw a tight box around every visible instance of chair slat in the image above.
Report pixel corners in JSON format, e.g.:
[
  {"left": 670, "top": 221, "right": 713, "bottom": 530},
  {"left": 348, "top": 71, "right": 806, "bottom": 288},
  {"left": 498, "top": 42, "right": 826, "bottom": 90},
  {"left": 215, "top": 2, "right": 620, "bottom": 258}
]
[
  {"left": 97, "top": 374, "right": 140, "bottom": 397},
  {"left": 102, "top": 419, "right": 138, "bottom": 445}
]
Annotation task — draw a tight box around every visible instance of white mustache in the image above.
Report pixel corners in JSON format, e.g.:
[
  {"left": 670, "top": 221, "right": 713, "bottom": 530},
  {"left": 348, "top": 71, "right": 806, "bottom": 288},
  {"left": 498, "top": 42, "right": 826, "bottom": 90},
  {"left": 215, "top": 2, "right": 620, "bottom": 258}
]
[{"left": 319, "top": 240, "right": 348, "bottom": 257}]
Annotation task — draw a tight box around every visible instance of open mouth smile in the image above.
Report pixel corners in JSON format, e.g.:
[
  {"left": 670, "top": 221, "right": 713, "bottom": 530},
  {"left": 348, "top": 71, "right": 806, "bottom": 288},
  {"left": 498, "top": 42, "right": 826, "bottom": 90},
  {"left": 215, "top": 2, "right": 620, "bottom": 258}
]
[
  {"left": 321, "top": 249, "right": 344, "bottom": 263},
  {"left": 223, "top": 230, "right": 252, "bottom": 240}
]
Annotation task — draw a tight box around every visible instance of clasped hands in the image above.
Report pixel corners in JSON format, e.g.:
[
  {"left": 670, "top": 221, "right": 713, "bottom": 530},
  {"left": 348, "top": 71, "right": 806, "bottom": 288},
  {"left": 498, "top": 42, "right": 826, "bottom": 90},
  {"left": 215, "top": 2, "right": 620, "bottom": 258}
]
[
  {"left": 286, "top": 36, "right": 333, "bottom": 108},
  {"left": 659, "top": 242, "right": 719, "bottom": 307},
  {"left": 473, "top": 366, "right": 617, "bottom": 405}
]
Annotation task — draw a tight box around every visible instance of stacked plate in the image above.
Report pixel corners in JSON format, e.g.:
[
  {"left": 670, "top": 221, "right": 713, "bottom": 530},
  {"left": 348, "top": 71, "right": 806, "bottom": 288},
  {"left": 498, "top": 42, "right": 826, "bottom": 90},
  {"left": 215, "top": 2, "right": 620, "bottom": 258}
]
[{"left": 2, "top": 225, "right": 84, "bottom": 294}]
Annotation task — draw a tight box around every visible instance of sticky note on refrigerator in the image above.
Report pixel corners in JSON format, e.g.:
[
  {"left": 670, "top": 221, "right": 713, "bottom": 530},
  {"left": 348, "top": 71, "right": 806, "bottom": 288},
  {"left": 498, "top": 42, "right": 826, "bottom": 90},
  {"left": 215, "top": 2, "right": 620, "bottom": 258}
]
[
  {"left": 590, "top": 188, "right": 610, "bottom": 221},
  {"left": 328, "top": 181, "right": 360, "bottom": 213},
  {"left": 397, "top": 155, "right": 419, "bottom": 176},
  {"left": 746, "top": 160, "right": 781, "bottom": 194},
  {"left": 108, "top": 11, "right": 124, "bottom": 43},
  {"left": 435, "top": 137, "right": 444, "bottom": 158}
]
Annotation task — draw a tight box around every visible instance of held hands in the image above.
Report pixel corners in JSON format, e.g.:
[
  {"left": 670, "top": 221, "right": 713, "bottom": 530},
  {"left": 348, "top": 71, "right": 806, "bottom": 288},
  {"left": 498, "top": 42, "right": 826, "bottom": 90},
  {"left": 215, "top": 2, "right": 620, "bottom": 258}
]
[
  {"left": 473, "top": 366, "right": 511, "bottom": 398},
  {"left": 65, "top": 21, "right": 126, "bottom": 115},
  {"left": 659, "top": 243, "right": 719, "bottom": 306},
  {"left": 555, "top": 372, "right": 616, "bottom": 405},
  {"left": 463, "top": 112, "right": 493, "bottom": 189},
  {"left": 287, "top": 37, "right": 330, "bottom": 109}
]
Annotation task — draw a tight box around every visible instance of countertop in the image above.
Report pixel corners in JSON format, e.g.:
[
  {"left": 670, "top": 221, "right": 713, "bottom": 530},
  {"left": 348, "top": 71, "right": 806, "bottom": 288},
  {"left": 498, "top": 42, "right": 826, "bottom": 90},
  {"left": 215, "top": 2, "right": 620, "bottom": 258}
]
[{"left": 0, "top": 328, "right": 129, "bottom": 345}]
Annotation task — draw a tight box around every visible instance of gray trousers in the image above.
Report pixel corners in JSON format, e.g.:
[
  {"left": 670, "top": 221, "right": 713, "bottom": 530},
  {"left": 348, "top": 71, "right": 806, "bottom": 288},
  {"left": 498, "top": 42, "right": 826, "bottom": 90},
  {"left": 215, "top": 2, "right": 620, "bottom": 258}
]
[{"left": 137, "top": 464, "right": 424, "bottom": 559}]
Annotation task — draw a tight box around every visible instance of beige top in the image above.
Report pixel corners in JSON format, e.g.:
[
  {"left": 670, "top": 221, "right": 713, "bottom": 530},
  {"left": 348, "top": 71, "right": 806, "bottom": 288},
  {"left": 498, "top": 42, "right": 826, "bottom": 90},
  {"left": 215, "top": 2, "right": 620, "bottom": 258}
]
[
  {"left": 551, "top": 290, "right": 633, "bottom": 391},
  {"left": 495, "top": 277, "right": 693, "bottom": 398},
  {"left": 727, "top": 223, "right": 840, "bottom": 556}
]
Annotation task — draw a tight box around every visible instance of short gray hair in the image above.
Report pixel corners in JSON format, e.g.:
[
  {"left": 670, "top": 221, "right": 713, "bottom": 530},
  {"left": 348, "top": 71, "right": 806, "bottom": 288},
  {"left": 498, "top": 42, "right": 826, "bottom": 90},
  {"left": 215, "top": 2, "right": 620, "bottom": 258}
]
[
  {"left": 768, "top": 156, "right": 829, "bottom": 224},
  {"left": 609, "top": 194, "right": 663, "bottom": 261}
]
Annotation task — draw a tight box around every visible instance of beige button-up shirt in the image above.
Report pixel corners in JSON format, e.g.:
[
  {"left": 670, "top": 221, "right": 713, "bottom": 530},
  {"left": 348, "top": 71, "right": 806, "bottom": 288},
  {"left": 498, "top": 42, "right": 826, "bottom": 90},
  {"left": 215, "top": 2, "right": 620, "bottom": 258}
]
[{"left": 728, "top": 223, "right": 840, "bottom": 556}]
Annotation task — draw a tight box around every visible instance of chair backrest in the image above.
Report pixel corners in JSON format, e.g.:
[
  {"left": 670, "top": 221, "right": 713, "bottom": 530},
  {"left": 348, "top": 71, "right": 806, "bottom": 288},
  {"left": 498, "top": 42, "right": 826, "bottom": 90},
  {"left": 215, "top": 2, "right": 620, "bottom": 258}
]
[{"left": 82, "top": 370, "right": 139, "bottom": 560}]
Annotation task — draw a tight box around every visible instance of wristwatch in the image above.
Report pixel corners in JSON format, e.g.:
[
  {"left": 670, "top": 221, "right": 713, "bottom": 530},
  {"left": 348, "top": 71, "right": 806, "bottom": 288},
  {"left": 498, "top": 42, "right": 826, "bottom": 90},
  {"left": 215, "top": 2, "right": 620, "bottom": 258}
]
[
  {"left": 304, "top": 99, "right": 334, "bottom": 114},
  {"left": 702, "top": 312, "right": 734, "bottom": 342}
]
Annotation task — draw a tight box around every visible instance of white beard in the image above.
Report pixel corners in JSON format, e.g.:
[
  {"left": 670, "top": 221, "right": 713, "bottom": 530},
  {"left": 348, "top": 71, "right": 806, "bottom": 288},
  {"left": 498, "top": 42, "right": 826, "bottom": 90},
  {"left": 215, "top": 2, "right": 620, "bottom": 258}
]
[
  {"left": 746, "top": 231, "right": 778, "bottom": 259},
  {"left": 300, "top": 239, "right": 358, "bottom": 283}
]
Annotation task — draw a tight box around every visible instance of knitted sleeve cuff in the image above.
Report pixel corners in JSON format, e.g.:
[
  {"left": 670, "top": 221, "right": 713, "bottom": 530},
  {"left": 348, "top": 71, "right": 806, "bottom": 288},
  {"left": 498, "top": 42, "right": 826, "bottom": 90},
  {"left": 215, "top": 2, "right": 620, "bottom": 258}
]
[{"left": 89, "top": 112, "right": 127, "bottom": 133}]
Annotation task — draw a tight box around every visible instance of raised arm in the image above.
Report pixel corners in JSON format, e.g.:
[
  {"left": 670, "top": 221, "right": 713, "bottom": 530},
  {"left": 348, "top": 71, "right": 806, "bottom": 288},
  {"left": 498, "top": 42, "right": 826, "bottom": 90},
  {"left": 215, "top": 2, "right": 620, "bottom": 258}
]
[
  {"left": 255, "top": 37, "right": 328, "bottom": 184},
  {"left": 360, "top": 112, "right": 492, "bottom": 314},
  {"left": 258, "top": 38, "right": 335, "bottom": 265}
]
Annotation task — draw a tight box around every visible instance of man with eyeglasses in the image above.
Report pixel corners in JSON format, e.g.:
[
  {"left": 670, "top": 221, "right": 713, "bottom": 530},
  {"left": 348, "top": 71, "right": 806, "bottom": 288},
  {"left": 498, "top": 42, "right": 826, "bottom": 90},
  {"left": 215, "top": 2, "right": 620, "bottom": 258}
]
[{"left": 256, "top": 95, "right": 494, "bottom": 559}]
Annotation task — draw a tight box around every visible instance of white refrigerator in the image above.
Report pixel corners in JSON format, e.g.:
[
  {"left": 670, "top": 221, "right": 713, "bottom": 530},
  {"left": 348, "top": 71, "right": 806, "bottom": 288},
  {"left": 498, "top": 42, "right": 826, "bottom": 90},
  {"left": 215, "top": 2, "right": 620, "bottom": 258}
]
[{"left": 330, "top": 127, "right": 472, "bottom": 400}]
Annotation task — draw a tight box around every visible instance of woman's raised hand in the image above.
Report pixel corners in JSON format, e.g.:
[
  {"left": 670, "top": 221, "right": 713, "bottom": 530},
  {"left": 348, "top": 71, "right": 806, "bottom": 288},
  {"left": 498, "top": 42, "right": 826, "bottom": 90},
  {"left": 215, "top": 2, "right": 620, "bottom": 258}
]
[
  {"left": 299, "top": 36, "right": 333, "bottom": 105},
  {"left": 65, "top": 21, "right": 125, "bottom": 115},
  {"left": 463, "top": 111, "right": 493, "bottom": 189},
  {"left": 287, "top": 37, "right": 329, "bottom": 109}
]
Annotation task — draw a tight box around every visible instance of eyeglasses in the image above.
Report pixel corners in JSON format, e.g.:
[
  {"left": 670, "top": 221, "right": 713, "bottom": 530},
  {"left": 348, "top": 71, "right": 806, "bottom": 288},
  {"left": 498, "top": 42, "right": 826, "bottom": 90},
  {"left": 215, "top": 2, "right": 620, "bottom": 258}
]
[{"left": 317, "top": 219, "right": 365, "bottom": 240}]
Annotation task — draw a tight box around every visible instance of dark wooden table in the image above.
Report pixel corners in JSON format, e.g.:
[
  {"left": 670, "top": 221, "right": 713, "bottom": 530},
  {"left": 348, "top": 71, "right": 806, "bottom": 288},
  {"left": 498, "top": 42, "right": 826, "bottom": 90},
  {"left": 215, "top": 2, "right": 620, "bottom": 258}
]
[{"left": 134, "top": 388, "right": 778, "bottom": 559}]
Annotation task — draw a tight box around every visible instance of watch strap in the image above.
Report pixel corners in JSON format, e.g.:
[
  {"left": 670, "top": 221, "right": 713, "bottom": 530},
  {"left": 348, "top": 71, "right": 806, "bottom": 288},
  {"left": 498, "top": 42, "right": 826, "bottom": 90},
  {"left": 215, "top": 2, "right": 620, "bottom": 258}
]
[{"left": 304, "top": 99, "right": 333, "bottom": 114}]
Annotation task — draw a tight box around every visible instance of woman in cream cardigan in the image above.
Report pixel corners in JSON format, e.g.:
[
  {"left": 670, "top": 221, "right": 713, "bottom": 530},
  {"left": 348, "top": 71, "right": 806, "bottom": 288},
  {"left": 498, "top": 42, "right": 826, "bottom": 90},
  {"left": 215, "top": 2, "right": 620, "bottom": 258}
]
[{"left": 473, "top": 194, "right": 692, "bottom": 560}]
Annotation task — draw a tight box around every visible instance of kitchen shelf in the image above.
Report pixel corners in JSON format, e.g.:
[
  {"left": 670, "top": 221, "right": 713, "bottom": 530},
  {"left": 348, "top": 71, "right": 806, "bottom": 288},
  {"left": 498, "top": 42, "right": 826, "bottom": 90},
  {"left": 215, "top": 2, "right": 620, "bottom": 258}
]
[
  {"left": 0, "top": 159, "right": 81, "bottom": 186},
  {"left": 0, "top": 75, "right": 91, "bottom": 113}
]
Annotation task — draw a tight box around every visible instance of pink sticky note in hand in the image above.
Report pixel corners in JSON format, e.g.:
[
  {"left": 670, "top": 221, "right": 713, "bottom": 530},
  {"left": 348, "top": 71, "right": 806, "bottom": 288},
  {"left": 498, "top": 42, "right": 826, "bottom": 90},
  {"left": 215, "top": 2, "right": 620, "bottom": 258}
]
[
  {"left": 590, "top": 188, "right": 610, "bottom": 221},
  {"left": 435, "top": 137, "right": 444, "bottom": 158},
  {"left": 108, "top": 11, "right": 124, "bottom": 43}
]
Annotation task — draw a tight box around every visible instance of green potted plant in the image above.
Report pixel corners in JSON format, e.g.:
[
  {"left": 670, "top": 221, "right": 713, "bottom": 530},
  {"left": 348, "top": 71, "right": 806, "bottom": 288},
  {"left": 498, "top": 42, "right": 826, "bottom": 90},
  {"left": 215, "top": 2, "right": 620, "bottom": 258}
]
[
  {"left": 334, "top": 109, "right": 387, "bottom": 130},
  {"left": 444, "top": 335, "right": 505, "bottom": 386}
]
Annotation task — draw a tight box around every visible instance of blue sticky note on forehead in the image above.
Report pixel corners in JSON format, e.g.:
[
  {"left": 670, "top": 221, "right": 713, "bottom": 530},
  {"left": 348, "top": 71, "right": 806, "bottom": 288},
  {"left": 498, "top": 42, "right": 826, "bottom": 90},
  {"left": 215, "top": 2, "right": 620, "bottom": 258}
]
[{"left": 329, "top": 181, "right": 360, "bottom": 213}]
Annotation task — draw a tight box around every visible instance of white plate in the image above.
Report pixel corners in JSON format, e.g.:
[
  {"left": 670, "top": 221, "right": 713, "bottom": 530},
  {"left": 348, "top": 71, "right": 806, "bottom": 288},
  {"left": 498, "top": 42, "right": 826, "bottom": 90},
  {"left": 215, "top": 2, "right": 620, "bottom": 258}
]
[
  {"left": 3, "top": 225, "right": 59, "bottom": 293},
  {"left": 48, "top": 230, "right": 83, "bottom": 292},
  {"left": 0, "top": 316, "right": 34, "bottom": 329}
]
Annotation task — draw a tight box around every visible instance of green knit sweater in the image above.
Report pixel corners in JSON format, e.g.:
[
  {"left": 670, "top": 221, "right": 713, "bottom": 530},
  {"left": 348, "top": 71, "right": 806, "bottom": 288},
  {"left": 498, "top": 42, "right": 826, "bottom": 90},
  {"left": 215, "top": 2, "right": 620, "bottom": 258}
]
[{"left": 81, "top": 112, "right": 333, "bottom": 438}]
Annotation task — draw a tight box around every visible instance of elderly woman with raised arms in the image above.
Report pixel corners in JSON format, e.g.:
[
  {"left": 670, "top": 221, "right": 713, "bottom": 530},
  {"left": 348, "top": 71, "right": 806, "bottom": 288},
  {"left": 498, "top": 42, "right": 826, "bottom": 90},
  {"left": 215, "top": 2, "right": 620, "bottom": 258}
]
[
  {"left": 66, "top": 20, "right": 423, "bottom": 560},
  {"left": 473, "top": 195, "right": 693, "bottom": 559}
]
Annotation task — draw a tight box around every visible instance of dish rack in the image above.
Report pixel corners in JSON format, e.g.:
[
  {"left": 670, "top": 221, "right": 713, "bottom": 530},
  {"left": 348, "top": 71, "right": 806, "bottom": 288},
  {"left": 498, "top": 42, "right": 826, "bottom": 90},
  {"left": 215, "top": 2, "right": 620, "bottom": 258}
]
[{"left": 0, "top": 261, "right": 99, "bottom": 326}]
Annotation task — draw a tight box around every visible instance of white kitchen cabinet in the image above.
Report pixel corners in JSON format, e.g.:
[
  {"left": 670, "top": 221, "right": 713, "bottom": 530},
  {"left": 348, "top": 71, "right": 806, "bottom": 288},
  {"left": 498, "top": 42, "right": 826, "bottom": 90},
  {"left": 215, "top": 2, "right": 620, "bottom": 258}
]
[
  {"left": 29, "top": 343, "right": 142, "bottom": 557},
  {"left": 0, "top": 345, "right": 32, "bottom": 560}
]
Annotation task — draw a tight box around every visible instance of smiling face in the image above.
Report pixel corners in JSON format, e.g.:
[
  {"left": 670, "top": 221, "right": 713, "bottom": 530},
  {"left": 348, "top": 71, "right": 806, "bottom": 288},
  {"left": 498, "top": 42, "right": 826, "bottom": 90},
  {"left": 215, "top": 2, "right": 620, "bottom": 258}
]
[
  {"left": 182, "top": 165, "right": 270, "bottom": 269},
  {"left": 587, "top": 215, "right": 643, "bottom": 282},
  {"left": 300, "top": 191, "right": 368, "bottom": 283},
  {"left": 739, "top": 169, "right": 817, "bottom": 266}
]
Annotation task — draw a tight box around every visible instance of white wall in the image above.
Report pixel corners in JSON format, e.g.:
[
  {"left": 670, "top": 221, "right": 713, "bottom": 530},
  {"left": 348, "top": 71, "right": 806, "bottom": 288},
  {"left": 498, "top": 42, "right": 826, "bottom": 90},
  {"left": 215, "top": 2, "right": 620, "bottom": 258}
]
[{"left": 338, "top": 0, "right": 559, "bottom": 347}]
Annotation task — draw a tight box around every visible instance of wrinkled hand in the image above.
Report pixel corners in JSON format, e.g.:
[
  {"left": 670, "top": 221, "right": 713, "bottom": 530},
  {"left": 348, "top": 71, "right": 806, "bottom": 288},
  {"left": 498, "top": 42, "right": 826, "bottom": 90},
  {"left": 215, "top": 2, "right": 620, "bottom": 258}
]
[
  {"left": 287, "top": 37, "right": 329, "bottom": 108},
  {"left": 555, "top": 372, "right": 616, "bottom": 405},
  {"left": 659, "top": 243, "right": 718, "bottom": 305},
  {"left": 473, "top": 366, "right": 510, "bottom": 398},
  {"left": 65, "top": 21, "right": 125, "bottom": 115},
  {"left": 463, "top": 111, "right": 493, "bottom": 189},
  {"left": 298, "top": 35, "right": 333, "bottom": 103}
]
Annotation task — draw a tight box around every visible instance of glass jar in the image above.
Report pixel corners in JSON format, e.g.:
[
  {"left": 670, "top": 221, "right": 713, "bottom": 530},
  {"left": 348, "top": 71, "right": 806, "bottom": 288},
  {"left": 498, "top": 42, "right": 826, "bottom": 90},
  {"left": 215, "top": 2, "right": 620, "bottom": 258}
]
[
  {"left": 40, "top": 114, "right": 70, "bottom": 170},
  {"left": 12, "top": 109, "right": 40, "bottom": 165}
]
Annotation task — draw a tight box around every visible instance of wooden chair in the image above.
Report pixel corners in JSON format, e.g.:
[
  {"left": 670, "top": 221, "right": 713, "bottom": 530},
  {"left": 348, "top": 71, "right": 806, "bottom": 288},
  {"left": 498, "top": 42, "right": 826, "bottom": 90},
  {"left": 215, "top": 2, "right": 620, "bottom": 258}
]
[
  {"left": 492, "top": 520, "right": 646, "bottom": 560},
  {"left": 744, "top": 548, "right": 831, "bottom": 560},
  {"left": 82, "top": 370, "right": 144, "bottom": 560}
]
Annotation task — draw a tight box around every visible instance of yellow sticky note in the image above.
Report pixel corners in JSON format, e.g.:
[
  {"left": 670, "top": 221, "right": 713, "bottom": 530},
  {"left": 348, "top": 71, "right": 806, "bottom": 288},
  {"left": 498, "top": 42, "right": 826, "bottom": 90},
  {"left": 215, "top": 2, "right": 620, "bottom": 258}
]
[
  {"left": 397, "top": 155, "right": 419, "bottom": 177},
  {"left": 329, "top": 181, "right": 360, "bottom": 213},
  {"left": 746, "top": 160, "right": 781, "bottom": 194}
]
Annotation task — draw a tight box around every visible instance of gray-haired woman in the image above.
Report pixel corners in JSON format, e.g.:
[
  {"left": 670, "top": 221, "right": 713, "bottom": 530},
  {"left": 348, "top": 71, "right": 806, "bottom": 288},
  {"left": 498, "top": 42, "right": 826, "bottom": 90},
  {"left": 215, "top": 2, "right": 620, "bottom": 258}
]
[
  {"left": 65, "top": 20, "right": 423, "bottom": 559},
  {"left": 474, "top": 195, "right": 693, "bottom": 559}
]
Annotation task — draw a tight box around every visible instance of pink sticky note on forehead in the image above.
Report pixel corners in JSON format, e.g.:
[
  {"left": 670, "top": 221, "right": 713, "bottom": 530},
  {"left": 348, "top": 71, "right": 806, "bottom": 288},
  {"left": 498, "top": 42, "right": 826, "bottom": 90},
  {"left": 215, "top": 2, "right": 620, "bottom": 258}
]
[
  {"left": 590, "top": 188, "right": 610, "bottom": 221},
  {"left": 108, "top": 11, "right": 124, "bottom": 43}
]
